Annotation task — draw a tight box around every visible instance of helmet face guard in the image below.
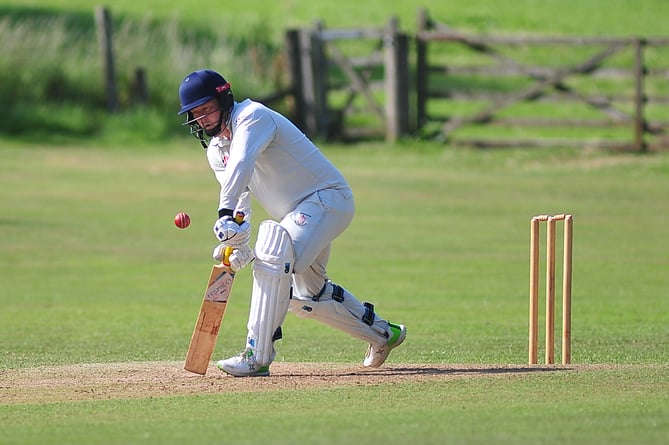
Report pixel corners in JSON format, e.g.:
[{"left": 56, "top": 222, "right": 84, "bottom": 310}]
[
  {"left": 182, "top": 112, "right": 210, "bottom": 149},
  {"left": 178, "top": 70, "right": 234, "bottom": 148}
]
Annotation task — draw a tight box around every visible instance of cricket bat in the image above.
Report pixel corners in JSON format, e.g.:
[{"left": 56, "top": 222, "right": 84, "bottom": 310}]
[{"left": 184, "top": 213, "right": 244, "bottom": 375}]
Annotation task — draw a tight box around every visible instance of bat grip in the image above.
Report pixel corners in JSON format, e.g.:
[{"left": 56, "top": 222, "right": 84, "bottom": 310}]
[
  {"left": 222, "top": 246, "right": 234, "bottom": 267},
  {"left": 221, "top": 212, "right": 246, "bottom": 267}
]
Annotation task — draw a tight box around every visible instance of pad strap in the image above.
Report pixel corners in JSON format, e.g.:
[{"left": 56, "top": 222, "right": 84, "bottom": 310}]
[
  {"left": 312, "top": 282, "right": 346, "bottom": 302},
  {"left": 362, "top": 302, "right": 375, "bottom": 326}
]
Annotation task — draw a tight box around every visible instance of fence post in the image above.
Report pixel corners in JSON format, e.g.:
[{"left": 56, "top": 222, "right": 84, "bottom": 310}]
[
  {"left": 297, "top": 28, "right": 317, "bottom": 137},
  {"left": 297, "top": 22, "right": 328, "bottom": 139},
  {"left": 311, "top": 21, "right": 329, "bottom": 139},
  {"left": 285, "top": 29, "right": 306, "bottom": 131},
  {"left": 131, "top": 68, "right": 149, "bottom": 106},
  {"left": 94, "top": 6, "right": 119, "bottom": 112},
  {"left": 384, "top": 17, "right": 410, "bottom": 142},
  {"left": 633, "top": 38, "right": 647, "bottom": 152},
  {"left": 416, "top": 8, "right": 430, "bottom": 130}
]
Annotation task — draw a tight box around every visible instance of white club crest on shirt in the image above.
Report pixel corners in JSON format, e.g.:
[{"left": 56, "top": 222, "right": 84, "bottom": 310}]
[{"left": 292, "top": 212, "right": 310, "bottom": 226}]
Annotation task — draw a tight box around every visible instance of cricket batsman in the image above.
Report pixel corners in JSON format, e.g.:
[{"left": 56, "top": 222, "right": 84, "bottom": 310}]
[{"left": 177, "top": 69, "right": 406, "bottom": 377}]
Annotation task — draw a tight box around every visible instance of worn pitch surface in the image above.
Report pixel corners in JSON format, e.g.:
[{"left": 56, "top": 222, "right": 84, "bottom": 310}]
[{"left": 1, "top": 362, "right": 602, "bottom": 404}]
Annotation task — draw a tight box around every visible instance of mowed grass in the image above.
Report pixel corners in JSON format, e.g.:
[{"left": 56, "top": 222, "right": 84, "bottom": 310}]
[
  {"left": 1, "top": 368, "right": 667, "bottom": 445},
  {"left": 5, "top": 0, "right": 669, "bottom": 36},
  {"left": 1, "top": 0, "right": 668, "bottom": 443},
  {"left": 1, "top": 140, "right": 668, "bottom": 444}
]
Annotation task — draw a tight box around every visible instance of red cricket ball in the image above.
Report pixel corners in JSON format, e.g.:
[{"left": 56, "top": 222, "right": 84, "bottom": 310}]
[{"left": 174, "top": 212, "right": 191, "bottom": 229}]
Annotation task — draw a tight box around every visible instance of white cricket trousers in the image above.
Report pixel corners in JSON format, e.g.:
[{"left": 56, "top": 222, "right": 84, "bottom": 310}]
[{"left": 279, "top": 186, "right": 354, "bottom": 299}]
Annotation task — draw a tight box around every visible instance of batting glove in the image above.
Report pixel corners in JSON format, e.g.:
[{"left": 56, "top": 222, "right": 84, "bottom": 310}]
[
  {"left": 228, "top": 245, "right": 255, "bottom": 272},
  {"left": 213, "top": 215, "right": 251, "bottom": 248},
  {"left": 213, "top": 244, "right": 255, "bottom": 272}
]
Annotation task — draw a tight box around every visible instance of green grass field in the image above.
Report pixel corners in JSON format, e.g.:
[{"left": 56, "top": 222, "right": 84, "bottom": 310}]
[
  {"left": 6, "top": 0, "right": 669, "bottom": 36},
  {"left": 1, "top": 0, "right": 669, "bottom": 444},
  {"left": 1, "top": 140, "right": 668, "bottom": 444}
]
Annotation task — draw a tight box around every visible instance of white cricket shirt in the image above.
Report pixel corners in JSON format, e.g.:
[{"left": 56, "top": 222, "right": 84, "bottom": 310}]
[{"left": 206, "top": 99, "right": 350, "bottom": 219}]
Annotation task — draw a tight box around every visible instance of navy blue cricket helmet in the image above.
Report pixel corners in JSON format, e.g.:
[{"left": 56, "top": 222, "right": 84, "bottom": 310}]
[
  {"left": 178, "top": 69, "right": 234, "bottom": 148},
  {"left": 178, "top": 69, "right": 232, "bottom": 115}
]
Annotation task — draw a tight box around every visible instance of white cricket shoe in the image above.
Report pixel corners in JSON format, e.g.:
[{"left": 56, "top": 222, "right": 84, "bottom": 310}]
[
  {"left": 216, "top": 348, "right": 270, "bottom": 377},
  {"left": 363, "top": 322, "right": 407, "bottom": 368}
]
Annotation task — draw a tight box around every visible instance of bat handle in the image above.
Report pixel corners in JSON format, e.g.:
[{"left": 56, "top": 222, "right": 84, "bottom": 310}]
[
  {"left": 222, "top": 246, "right": 234, "bottom": 267},
  {"left": 222, "top": 212, "right": 246, "bottom": 267}
]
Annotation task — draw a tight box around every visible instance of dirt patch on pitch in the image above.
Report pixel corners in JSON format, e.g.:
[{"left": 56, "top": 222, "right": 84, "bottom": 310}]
[{"left": 0, "top": 361, "right": 594, "bottom": 405}]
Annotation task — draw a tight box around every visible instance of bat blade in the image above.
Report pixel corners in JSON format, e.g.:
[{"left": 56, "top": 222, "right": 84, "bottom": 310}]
[{"left": 184, "top": 263, "right": 236, "bottom": 375}]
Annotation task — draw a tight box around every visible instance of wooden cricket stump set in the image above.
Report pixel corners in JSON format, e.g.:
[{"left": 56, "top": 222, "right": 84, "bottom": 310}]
[{"left": 529, "top": 214, "right": 573, "bottom": 365}]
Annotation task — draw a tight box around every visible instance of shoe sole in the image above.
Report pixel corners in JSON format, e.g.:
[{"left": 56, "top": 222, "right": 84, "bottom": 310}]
[
  {"left": 229, "top": 371, "right": 270, "bottom": 377},
  {"left": 216, "top": 363, "right": 270, "bottom": 377}
]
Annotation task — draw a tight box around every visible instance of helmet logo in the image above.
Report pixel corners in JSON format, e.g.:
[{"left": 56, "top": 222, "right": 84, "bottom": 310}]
[{"left": 216, "top": 82, "right": 231, "bottom": 93}]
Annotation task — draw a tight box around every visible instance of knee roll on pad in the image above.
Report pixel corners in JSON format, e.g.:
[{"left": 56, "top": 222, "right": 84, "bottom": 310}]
[{"left": 247, "top": 220, "right": 295, "bottom": 365}]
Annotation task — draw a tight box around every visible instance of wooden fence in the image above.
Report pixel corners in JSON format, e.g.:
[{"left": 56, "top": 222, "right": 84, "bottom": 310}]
[
  {"left": 95, "top": 6, "right": 669, "bottom": 150},
  {"left": 96, "top": 7, "right": 409, "bottom": 142},
  {"left": 415, "top": 9, "right": 669, "bottom": 151},
  {"left": 96, "top": 6, "right": 148, "bottom": 112},
  {"left": 284, "top": 18, "right": 410, "bottom": 142}
]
